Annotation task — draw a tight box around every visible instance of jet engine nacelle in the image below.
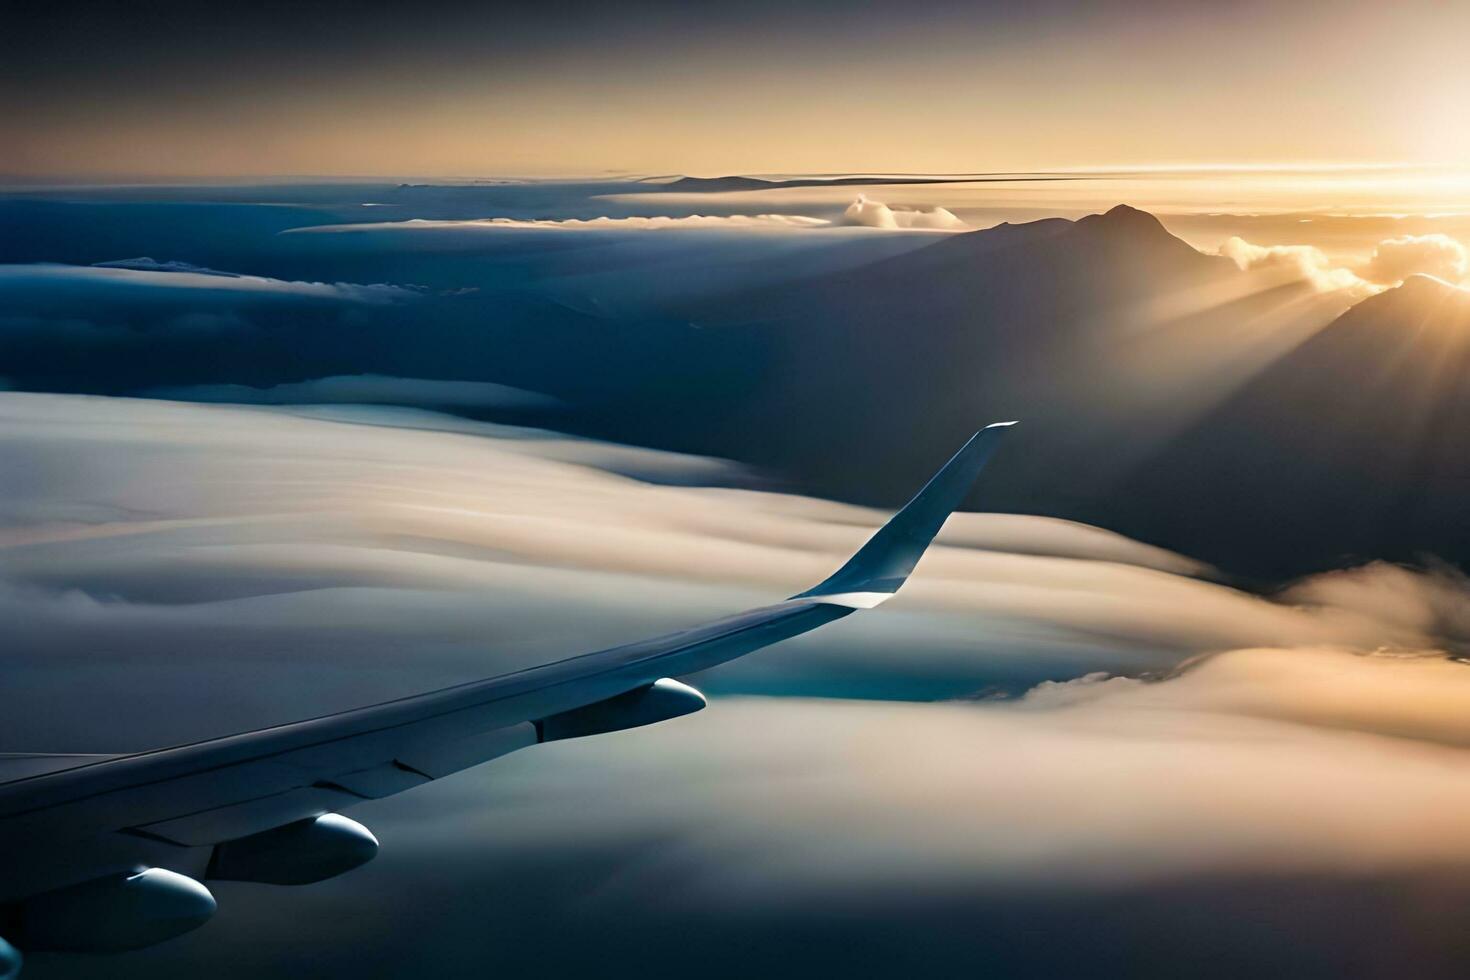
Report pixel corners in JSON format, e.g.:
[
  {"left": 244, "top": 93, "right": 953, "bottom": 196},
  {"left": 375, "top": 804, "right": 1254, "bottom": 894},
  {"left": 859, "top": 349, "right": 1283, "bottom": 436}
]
[
  {"left": 208, "top": 813, "right": 379, "bottom": 886},
  {"left": 538, "top": 678, "right": 706, "bottom": 742},
  {"left": 14, "top": 868, "right": 216, "bottom": 953},
  {"left": 0, "top": 935, "right": 20, "bottom": 980}
]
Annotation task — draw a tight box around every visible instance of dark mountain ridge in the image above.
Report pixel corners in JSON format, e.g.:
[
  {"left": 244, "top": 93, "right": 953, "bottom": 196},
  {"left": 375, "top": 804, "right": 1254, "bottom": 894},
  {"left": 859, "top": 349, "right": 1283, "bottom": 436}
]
[
  {"left": 1112, "top": 274, "right": 1470, "bottom": 575},
  {"left": 549, "top": 206, "right": 1465, "bottom": 579},
  {"left": 4, "top": 197, "right": 1459, "bottom": 578}
]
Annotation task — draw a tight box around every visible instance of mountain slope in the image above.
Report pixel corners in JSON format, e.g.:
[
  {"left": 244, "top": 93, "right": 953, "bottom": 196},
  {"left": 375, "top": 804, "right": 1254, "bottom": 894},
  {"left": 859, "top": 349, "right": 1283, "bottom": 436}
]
[
  {"left": 562, "top": 205, "right": 1458, "bottom": 579},
  {"left": 1108, "top": 275, "right": 1470, "bottom": 576},
  {"left": 640, "top": 206, "right": 1322, "bottom": 511}
]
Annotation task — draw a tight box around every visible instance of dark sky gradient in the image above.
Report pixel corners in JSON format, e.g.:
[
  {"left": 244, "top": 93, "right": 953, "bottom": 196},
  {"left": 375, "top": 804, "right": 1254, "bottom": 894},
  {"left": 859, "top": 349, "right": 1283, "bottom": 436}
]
[{"left": 6, "top": 0, "right": 1469, "bottom": 177}]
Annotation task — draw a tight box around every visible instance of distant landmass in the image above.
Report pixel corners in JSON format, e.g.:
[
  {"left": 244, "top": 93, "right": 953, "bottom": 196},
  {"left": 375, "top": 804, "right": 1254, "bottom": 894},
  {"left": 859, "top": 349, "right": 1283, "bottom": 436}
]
[{"left": 653, "top": 174, "right": 1077, "bottom": 193}]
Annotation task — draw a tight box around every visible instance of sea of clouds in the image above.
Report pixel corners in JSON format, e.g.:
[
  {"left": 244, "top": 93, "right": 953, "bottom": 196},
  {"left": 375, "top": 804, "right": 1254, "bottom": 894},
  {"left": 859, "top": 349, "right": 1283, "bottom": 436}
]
[{"left": 7, "top": 392, "right": 1470, "bottom": 979}]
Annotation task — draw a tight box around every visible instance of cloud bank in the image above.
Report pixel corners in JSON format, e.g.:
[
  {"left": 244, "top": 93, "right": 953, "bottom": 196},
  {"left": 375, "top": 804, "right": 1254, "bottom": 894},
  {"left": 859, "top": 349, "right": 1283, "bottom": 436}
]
[
  {"left": 1218, "top": 237, "right": 1368, "bottom": 295},
  {"left": 291, "top": 197, "right": 968, "bottom": 236},
  {"left": 1219, "top": 232, "right": 1470, "bottom": 298}
]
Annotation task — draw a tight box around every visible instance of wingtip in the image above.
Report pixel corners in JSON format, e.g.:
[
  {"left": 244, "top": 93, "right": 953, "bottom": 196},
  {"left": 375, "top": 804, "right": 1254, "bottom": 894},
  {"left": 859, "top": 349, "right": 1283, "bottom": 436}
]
[{"left": 794, "top": 421, "right": 1014, "bottom": 604}]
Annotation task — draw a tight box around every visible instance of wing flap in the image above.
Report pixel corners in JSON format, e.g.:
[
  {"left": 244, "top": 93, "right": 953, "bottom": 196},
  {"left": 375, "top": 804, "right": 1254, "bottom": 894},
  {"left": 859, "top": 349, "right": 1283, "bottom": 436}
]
[
  {"left": 134, "top": 787, "right": 362, "bottom": 847},
  {"left": 396, "top": 722, "right": 539, "bottom": 780},
  {"left": 322, "top": 763, "right": 431, "bottom": 800}
]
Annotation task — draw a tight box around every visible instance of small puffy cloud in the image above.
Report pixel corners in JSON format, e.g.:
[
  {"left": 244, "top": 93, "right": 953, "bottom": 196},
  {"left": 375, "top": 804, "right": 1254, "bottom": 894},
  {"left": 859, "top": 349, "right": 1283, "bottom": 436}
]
[
  {"left": 1359, "top": 233, "right": 1469, "bottom": 285},
  {"left": 1217, "top": 236, "right": 1372, "bottom": 297},
  {"left": 842, "top": 194, "right": 968, "bottom": 230}
]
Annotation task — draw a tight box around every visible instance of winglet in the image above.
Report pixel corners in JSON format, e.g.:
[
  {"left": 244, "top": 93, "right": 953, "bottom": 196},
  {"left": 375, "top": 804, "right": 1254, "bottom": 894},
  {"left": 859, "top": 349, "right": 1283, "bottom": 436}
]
[{"left": 794, "top": 422, "right": 1016, "bottom": 608}]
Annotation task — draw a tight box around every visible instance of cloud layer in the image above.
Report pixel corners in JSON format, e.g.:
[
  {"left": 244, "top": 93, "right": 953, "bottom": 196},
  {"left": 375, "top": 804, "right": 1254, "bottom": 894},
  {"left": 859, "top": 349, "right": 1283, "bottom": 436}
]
[
  {"left": 2, "top": 392, "right": 1462, "bottom": 742},
  {"left": 90, "top": 649, "right": 1470, "bottom": 980},
  {"left": 6, "top": 392, "right": 1470, "bottom": 978},
  {"left": 297, "top": 213, "right": 834, "bottom": 232},
  {"left": 0, "top": 262, "right": 414, "bottom": 304}
]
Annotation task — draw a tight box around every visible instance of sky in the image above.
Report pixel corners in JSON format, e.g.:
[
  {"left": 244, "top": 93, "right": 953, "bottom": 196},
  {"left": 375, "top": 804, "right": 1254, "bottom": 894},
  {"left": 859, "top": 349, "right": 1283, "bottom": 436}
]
[{"left": 6, "top": 0, "right": 1470, "bottom": 179}]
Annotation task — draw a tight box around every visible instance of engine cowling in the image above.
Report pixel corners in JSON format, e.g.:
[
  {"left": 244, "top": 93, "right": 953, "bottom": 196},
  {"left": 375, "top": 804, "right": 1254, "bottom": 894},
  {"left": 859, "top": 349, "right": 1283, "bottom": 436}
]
[
  {"left": 208, "top": 813, "right": 378, "bottom": 886},
  {"left": 0, "top": 935, "right": 20, "bottom": 979},
  {"left": 538, "top": 678, "right": 706, "bottom": 742},
  {"left": 15, "top": 868, "right": 216, "bottom": 953}
]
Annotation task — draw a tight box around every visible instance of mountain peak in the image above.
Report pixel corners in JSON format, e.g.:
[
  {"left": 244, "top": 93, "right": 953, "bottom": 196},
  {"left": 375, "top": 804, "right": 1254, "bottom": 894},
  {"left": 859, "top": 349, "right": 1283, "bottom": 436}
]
[
  {"left": 1064, "top": 204, "right": 1205, "bottom": 264},
  {"left": 1104, "top": 203, "right": 1151, "bottom": 218},
  {"left": 1394, "top": 272, "right": 1470, "bottom": 301},
  {"left": 1350, "top": 272, "right": 1470, "bottom": 320},
  {"left": 1076, "top": 204, "right": 1168, "bottom": 234}
]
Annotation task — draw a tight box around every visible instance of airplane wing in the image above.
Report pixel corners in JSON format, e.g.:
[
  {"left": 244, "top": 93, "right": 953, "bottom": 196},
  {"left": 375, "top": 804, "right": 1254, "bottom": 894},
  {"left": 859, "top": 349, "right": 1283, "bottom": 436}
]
[{"left": 0, "top": 422, "right": 1014, "bottom": 974}]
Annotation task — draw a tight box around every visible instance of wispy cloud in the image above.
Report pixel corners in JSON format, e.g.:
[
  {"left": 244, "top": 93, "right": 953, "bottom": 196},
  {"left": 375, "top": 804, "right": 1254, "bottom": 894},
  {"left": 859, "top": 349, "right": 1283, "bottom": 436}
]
[
  {"left": 145, "top": 374, "right": 557, "bottom": 411},
  {"left": 289, "top": 197, "right": 968, "bottom": 236},
  {"left": 0, "top": 262, "right": 415, "bottom": 304},
  {"left": 291, "top": 214, "right": 834, "bottom": 234}
]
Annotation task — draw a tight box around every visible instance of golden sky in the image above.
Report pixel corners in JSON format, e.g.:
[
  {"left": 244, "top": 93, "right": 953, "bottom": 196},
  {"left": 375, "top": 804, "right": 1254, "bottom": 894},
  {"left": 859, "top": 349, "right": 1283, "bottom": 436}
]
[{"left": 4, "top": 1, "right": 1470, "bottom": 179}]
